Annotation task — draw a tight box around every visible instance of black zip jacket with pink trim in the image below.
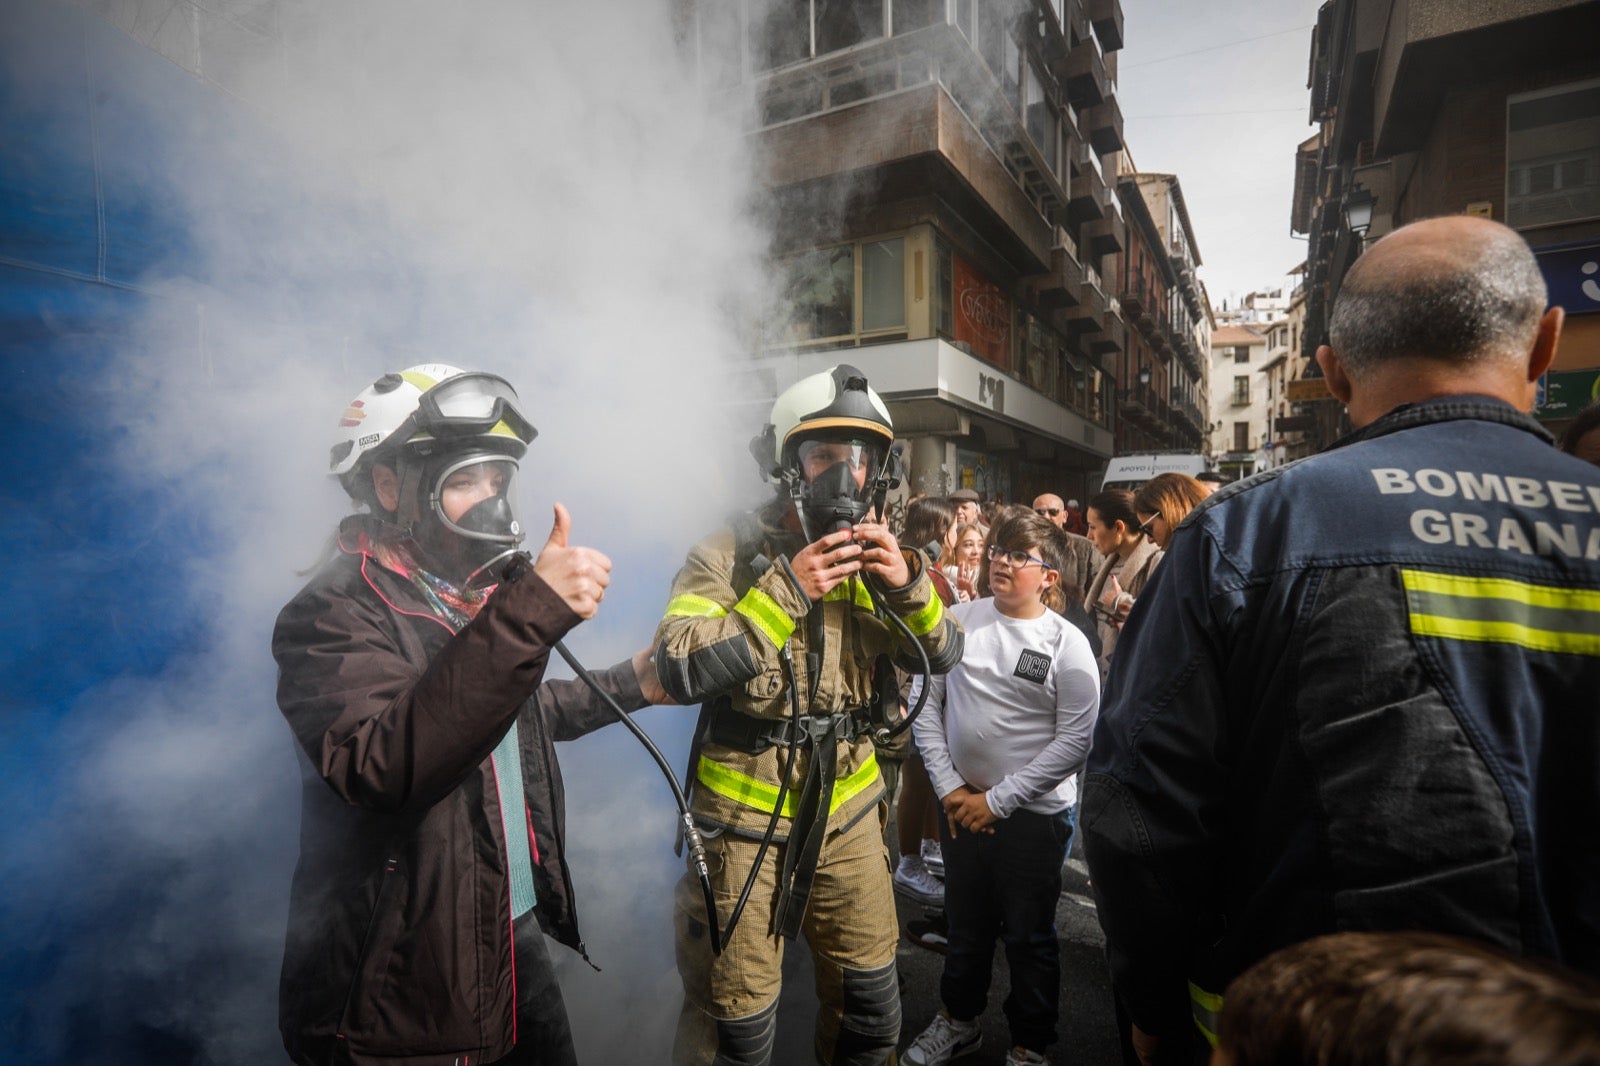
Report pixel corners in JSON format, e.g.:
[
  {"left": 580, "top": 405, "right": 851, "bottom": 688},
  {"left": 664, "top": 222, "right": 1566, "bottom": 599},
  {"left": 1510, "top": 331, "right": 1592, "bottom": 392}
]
[{"left": 272, "top": 515, "right": 645, "bottom": 1066}]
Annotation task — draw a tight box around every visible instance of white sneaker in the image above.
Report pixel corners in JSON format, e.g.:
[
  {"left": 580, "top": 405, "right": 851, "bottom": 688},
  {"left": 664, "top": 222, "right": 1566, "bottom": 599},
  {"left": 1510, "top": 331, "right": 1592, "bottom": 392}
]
[
  {"left": 904, "top": 1012, "right": 981, "bottom": 1065},
  {"left": 1004, "top": 1047, "right": 1047, "bottom": 1065},
  {"left": 893, "top": 855, "right": 945, "bottom": 906},
  {"left": 921, "top": 839, "right": 945, "bottom": 877}
]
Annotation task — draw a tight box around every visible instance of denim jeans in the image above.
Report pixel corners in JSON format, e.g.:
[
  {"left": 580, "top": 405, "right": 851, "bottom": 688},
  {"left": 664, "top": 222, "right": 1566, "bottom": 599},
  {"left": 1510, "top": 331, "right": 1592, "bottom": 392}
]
[{"left": 938, "top": 805, "right": 1073, "bottom": 1053}]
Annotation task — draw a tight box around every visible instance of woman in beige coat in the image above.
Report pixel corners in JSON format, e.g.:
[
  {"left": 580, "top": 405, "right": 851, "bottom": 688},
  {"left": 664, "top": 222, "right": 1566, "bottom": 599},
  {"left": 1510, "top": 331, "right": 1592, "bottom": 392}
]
[{"left": 1083, "top": 489, "right": 1163, "bottom": 681}]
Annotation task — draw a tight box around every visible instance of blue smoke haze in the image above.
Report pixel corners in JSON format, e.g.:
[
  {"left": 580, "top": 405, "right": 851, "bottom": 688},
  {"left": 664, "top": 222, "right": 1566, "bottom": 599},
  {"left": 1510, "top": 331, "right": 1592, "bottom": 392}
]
[{"left": 0, "top": 2, "right": 773, "bottom": 1061}]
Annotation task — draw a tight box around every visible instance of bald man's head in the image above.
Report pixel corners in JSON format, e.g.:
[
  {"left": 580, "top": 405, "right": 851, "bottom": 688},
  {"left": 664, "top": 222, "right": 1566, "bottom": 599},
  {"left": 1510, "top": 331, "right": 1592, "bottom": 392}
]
[
  {"left": 1032, "top": 493, "right": 1067, "bottom": 527},
  {"left": 1328, "top": 216, "right": 1546, "bottom": 378}
]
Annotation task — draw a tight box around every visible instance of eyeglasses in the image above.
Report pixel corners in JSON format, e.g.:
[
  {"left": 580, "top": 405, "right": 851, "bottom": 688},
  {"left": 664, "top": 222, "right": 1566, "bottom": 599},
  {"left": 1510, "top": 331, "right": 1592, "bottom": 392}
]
[
  {"left": 988, "top": 545, "right": 1056, "bottom": 571},
  {"left": 1137, "top": 513, "right": 1159, "bottom": 535},
  {"left": 1034, "top": 507, "right": 1062, "bottom": 517}
]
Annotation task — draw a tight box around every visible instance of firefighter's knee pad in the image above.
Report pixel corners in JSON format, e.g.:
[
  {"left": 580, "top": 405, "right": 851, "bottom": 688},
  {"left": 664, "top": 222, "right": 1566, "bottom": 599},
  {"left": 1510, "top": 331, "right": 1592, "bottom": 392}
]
[
  {"left": 711, "top": 998, "right": 778, "bottom": 1066},
  {"left": 831, "top": 960, "right": 900, "bottom": 1064}
]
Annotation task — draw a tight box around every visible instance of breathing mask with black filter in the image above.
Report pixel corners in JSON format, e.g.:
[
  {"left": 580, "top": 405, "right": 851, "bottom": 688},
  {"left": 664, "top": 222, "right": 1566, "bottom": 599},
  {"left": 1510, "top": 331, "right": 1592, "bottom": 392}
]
[
  {"left": 788, "top": 435, "right": 888, "bottom": 540},
  {"left": 417, "top": 450, "right": 526, "bottom": 589}
]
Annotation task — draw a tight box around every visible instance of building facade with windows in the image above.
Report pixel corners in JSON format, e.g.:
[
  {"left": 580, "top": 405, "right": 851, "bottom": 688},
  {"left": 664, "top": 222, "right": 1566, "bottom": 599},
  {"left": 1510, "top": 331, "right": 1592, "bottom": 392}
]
[
  {"left": 1207, "top": 323, "right": 1269, "bottom": 478},
  {"left": 1113, "top": 171, "right": 1207, "bottom": 455},
  {"left": 1293, "top": 0, "right": 1600, "bottom": 449},
  {"left": 689, "top": 0, "right": 1131, "bottom": 506}
]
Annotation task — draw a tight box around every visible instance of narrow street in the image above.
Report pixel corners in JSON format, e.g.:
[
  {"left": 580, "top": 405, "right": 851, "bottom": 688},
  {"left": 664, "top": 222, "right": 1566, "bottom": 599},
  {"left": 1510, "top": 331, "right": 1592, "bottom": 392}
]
[{"left": 773, "top": 837, "right": 1123, "bottom": 1064}]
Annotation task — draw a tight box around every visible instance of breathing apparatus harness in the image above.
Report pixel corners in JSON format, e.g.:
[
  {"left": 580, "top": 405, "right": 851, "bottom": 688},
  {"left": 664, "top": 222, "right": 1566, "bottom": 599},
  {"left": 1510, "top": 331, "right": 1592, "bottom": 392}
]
[{"left": 692, "top": 437, "right": 936, "bottom": 952}]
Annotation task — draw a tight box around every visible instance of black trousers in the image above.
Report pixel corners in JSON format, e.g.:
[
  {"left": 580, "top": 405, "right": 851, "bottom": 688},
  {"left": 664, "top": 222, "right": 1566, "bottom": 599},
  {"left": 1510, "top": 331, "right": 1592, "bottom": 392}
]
[
  {"left": 938, "top": 806, "right": 1073, "bottom": 1053},
  {"left": 487, "top": 911, "right": 578, "bottom": 1066}
]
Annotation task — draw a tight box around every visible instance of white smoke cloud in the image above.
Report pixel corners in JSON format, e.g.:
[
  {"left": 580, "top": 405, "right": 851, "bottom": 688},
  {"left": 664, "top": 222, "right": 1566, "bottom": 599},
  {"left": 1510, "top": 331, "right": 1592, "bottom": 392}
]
[{"left": 3, "top": 1, "right": 789, "bottom": 1061}]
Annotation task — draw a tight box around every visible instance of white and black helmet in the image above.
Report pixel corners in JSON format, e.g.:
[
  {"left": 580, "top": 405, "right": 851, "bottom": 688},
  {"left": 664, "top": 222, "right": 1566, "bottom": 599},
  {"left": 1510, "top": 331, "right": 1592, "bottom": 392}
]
[
  {"left": 330, "top": 364, "right": 537, "bottom": 500},
  {"left": 758, "top": 363, "right": 894, "bottom": 478}
]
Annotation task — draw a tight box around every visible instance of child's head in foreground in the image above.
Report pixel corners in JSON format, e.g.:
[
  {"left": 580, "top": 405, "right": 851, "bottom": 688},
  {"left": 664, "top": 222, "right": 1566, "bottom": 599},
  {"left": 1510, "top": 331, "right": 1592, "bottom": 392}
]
[{"left": 1214, "top": 931, "right": 1600, "bottom": 1066}]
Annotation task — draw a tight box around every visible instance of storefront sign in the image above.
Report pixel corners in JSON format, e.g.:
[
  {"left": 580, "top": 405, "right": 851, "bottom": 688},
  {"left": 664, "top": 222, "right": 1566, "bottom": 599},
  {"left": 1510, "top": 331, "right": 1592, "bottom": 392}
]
[
  {"left": 1286, "top": 377, "right": 1334, "bottom": 402},
  {"left": 1535, "top": 368, "right": 1600, "bottom": 420},
  {"left": 1534, "top": 239, "right": 1600, "bottom": 316},
  {"left": 954, "top": 255, "right": 1012, "bottom": 368}
]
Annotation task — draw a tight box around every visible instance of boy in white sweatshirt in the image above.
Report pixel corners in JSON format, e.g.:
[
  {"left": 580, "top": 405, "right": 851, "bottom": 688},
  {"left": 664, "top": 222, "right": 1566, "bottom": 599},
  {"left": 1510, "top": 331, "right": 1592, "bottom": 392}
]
[{"left": 904, "top": 511, "right": 1102, "bottom": 1066}]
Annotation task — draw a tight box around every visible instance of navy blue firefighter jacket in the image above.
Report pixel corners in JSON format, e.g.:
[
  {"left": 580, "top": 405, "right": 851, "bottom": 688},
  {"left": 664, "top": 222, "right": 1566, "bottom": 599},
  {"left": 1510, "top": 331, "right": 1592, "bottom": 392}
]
[{"left": 1081, "top": 396, "right": 1600, "bottom": 1039}]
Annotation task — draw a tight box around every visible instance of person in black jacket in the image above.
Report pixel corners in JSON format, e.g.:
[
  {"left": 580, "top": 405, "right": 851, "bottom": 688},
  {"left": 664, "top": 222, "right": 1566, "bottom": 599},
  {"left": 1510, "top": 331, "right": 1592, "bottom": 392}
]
[
  {"left": 273, "top": 364, "right": 667, "bottom": 1066},
  {"left": 1083, "top": 217, "right": 1599, "bottom": 1065}
]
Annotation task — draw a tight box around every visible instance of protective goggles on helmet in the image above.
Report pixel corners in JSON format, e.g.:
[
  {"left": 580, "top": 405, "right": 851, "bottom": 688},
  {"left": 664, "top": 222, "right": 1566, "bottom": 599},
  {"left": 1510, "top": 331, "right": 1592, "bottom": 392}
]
[{"left": 402, "top": 371, "right": 538, "bottom": 450}]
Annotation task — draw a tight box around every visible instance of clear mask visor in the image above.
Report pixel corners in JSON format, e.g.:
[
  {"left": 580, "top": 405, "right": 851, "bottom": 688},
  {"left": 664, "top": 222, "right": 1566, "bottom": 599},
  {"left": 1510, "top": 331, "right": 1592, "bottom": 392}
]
[{"left": 430, "top": 457, "right": 524, "bottom": 546}]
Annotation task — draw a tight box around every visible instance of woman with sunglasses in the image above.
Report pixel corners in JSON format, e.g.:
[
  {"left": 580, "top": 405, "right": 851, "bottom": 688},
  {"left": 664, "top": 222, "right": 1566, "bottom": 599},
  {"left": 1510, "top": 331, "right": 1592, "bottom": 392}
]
[
  {"left": 1083, "top": 489, "right": 1164, "bottom": 682},
  {"left": 1132, "top": 473, "right": 1211, "bottom": 551}
]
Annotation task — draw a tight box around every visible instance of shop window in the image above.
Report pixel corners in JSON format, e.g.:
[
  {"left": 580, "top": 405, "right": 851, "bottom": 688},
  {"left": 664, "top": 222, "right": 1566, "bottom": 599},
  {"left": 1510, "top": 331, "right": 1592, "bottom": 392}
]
[
  {"left": 1507, "top": 79, "right": 1600, "bottom": 228},
  {"left": 953, "top": 0, "right": 974, "bottom": 43},
  {"left": 892, "top": 0, "right": 939, "bottom": 35},
  {"left": 751, "top": 0, "right": 810, "bottom": 72},
  {"left": 695, "top": 5, "right": 744, "bottom": 89},
  {"left": 935, "top": 238, "right": 955, "bottom": 337},
  {"left": 776, "top": 244, "right": 855, "bottom": 342},
  {"left": 816, "top": 0, "right": 884, "bottom": 56},
  {"left": 861, "top": 238, "right": 906, "bottom": 332},
  {"left": 1022, "top": 315, "right": 1056, "bottom": 396},
  {"left": 977, "top": 0, "right": 1007, "bottom": 91},
  {"left": 1023, "top": 63, "right": 1054, "bottom": 162}
]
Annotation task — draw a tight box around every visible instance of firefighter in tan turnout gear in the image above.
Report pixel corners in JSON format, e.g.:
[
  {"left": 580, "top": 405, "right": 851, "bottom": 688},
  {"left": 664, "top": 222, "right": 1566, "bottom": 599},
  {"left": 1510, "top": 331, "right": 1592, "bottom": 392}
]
[{"left": 657, "top": 364, "right": 963, "bottom": 1065}]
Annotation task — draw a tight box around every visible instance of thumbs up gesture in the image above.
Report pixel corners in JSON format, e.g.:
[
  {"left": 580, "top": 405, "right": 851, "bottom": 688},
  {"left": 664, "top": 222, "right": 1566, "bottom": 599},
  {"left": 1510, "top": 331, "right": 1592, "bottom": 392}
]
[{"left": 532, "top": 503, "right": 612, "bottom": 619}]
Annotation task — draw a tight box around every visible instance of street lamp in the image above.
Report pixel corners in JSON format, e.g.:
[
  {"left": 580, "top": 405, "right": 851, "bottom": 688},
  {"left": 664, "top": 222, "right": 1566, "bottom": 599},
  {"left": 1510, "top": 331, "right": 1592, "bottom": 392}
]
[
  {"left": 1343, "top": 185, "right": 1376, "bottom": 239},
  {"left": 1138, "top": 365, "right": 1151, "bottom": 386}
]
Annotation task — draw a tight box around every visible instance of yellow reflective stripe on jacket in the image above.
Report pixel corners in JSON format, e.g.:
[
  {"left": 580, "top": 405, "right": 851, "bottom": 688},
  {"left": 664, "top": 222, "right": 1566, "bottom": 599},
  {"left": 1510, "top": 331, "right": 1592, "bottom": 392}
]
[
  {"left": 1401, "top": 569, "right": 1600, "bottom": 656},
  {"left": 1188, "top": 981, "right": 1223, "bottom": 1049},
  {"left": 822, "top": 577, "right": 874, "bottom": 611},
  {"left": 664, "top": 594, "right": 728, "bottom": 619},
  {"left": 733, "top": 587, "right": 795, "bottom": 647},
  {"left": 696, "top": 751, "right": 881, "bottom": 818},
  {"left": 900, "top": 591, "right": 945, "bottom": 637}
]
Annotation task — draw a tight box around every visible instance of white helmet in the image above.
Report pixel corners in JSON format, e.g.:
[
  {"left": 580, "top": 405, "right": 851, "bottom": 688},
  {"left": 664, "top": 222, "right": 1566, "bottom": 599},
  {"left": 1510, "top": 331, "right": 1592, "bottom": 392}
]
[
  {"left": 759, "top": 363, "right": 894, "bottom": 475},
  {"left": 330, "top": 364, "right": 536, "bottom": 496},
  {"left": 754, "top": 364, "right": 896, "bottom": 538}
]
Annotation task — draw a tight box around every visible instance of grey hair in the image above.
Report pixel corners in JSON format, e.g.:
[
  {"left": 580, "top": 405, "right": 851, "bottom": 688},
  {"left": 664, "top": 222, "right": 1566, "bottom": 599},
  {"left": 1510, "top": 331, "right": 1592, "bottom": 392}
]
[{"left": 1328, "top": 228, "right": 1546, "bottom": 376}]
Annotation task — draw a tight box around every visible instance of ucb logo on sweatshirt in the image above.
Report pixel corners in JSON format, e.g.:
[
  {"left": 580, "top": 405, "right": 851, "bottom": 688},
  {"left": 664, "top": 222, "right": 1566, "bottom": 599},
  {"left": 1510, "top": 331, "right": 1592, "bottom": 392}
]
[{"left": 1013, "top": 649, "right": 1051, "bottom": 683}]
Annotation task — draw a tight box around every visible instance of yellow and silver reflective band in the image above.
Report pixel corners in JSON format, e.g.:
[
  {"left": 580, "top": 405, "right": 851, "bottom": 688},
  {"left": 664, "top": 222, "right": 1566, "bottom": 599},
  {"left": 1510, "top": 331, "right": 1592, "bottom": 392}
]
[
  {"left": 1401, "top": 570, "right": 1600, "bottom": 656},
  {"left": 822, "top": 577, "right": 875, "bottom": 611},
  {"left": 901, "top": 590, "right": 945, "bottom": 637},
  {"left": 695, "top": 751, "right": 882, "bottom": 818},
  {"left": 734, "top": 587, "right": 796, "bottom": 647},
  {"left": 663, "top": 594, "right": 728, "bottom": 619},
  {"left": 1188, "top": 981, "right": 1223, "bottom": 1049}
]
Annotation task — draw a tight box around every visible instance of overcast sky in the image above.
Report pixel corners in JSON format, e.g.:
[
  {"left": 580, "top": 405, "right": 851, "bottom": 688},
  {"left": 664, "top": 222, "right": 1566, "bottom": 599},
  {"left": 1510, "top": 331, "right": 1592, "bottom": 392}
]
[{"left": 1117, "top": 0, "right": 1326, "bottom": 309}]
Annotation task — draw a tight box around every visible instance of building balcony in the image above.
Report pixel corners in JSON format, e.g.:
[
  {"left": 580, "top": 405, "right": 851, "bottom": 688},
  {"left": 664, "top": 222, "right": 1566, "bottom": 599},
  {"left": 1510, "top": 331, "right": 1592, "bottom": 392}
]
[
  {"left": 1087, "top": 0, "right": 1125, "bottom": 52},
  {"left": 1066, "top": 163, "right": 1109, "bottom": 225},
  {"left": 1082, "top": 209, "right": 1124, "bottom": 257},
  {"left": 1119, "top": 274, "right": 1154, "bottom": 328},
  {"left": 1025, "top": 244, "right": 1087, "bottom": 311},
  {"left": 1065, "top": 279, "right": 1108, "bottom": 333},
  {"left": 1082, "top": 96, "right": 1124, "bottom": 155},
  {"left": 1057, "top": 35, "right": 1107, "bottom": 109},
  {"left": 1089, "top": 311, "right": 1125, "bottom": 355}
]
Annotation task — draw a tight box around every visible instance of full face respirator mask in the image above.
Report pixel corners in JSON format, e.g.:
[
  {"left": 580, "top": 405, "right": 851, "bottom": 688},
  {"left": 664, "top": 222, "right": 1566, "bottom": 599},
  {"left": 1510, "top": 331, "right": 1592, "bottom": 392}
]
[
  {"left": 415, "top": 452, "right": 525, "bottom": 588},
  {"left": 792, "top": 437, "right": 886, "bottom": 540}
]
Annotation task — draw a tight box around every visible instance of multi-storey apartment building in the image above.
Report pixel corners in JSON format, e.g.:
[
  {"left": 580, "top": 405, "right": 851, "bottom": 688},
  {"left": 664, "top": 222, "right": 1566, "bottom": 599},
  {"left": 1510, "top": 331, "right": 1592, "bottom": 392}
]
[
  {"left": 690, "top": 0, "right": 1131, "bottom": 505},
  {"left": 1293, "top": 0, "right": 1600, "bottom": 449},
  {"left": 1115, "top": 171, "right": 1208, "bottom": 455},
  {"left": 1208, "top": 323, "right": 1268, "bottom": 478}
]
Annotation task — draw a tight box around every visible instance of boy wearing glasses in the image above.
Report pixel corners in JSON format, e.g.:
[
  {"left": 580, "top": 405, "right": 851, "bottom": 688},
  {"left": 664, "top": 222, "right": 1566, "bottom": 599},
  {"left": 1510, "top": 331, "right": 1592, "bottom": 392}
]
[{"left": 903, "top": 512, "right": 1101, "bottom": 1066}]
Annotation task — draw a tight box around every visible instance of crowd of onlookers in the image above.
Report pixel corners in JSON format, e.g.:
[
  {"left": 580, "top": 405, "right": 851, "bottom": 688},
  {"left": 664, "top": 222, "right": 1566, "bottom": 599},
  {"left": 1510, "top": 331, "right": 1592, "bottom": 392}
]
[{"left": 880, "top": 386, "right": 1600, "bottom": 1065}]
